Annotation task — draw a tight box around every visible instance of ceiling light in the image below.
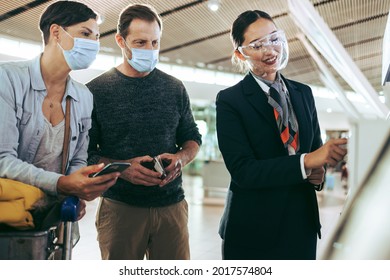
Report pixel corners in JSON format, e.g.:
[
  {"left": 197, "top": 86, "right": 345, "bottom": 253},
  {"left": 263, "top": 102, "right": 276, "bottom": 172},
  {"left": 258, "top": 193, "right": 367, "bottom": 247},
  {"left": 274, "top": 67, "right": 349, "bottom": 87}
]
[
  {"left": 97, "top": 15, "right": 105, "bottom": 25},
  {"left": 288, "top": 0, "right": 389, "bottom": 119},
  {"left": 100, "top": 46, "right": 115, "bottom": 53},
  {"left": 196, "top": 62, "right": 205, "bottom": 68},
  {"left": 159, "top": 56, "right": 170, "bottom": 62},
  {"left": 208, "top": 0, "right": 220, "bottom": 12}
]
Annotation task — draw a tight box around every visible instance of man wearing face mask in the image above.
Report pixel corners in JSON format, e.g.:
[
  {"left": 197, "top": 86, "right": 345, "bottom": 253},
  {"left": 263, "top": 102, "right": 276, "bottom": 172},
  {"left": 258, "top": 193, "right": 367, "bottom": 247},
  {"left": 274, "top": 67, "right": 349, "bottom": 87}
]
[
  {"left": 86, "top": 4, "right": 201, "bottom": 260},
  {"left": 0, "top": 1, "right": 120, "bottom": 222}
]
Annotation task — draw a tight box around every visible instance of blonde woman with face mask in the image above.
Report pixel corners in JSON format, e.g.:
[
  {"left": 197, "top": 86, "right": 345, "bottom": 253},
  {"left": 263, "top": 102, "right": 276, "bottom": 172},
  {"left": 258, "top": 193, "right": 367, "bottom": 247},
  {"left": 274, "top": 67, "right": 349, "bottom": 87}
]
[
  {"left": 216, "top": 10, "right": 348, "bottom": 260},
  {"left": 0, "top": 1, "right": 120, "bottom": 221}
]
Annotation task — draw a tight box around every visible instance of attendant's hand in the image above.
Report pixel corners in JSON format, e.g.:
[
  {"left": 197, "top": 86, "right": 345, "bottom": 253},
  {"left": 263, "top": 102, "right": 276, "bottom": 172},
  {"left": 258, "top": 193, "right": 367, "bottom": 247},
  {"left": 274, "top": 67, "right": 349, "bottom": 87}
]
[
  {"left": 158, "top": 153, "right": 182, "bottom": 187},
  {"left": 57, "top": 163, "right": 119, "bottom": 201},
  {"left": 120, "top": 156, "right": 163, "bottom": 186},
  {"left": 308, "top": 167, "right": 325, "bottom": 185},
  {"left": 305, "top": 138, "right": 348, "bottom": 169}
]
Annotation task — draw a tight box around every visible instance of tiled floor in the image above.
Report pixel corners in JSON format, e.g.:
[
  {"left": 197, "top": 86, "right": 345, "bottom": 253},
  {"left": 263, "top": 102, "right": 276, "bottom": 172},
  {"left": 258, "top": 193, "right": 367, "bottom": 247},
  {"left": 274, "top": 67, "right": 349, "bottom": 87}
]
[{"left": 72, "top": 172, "right": 347, "bottom": 260}]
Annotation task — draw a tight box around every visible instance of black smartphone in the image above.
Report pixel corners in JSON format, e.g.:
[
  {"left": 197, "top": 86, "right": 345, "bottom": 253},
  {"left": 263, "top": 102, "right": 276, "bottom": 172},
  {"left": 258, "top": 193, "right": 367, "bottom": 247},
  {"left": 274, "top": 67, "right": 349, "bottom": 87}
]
[
  {"left": 141, "top": 157, "right": 167, "bottom": 179},
  {"left": 91, "top": 162, "right": 131, "bottom": 177}
]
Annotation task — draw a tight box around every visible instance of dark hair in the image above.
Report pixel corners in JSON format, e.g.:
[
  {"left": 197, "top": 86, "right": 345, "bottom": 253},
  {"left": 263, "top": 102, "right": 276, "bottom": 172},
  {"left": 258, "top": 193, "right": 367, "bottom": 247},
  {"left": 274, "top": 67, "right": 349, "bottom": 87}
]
[
  {"left": 39, "top": 1, "right": 98, "bottom": 45},
  {"left": 230, "top": 10, "right": 275, "bottom": 72},
  {"left": 117, "top": 4, "right": 162, "bottom": 39}
]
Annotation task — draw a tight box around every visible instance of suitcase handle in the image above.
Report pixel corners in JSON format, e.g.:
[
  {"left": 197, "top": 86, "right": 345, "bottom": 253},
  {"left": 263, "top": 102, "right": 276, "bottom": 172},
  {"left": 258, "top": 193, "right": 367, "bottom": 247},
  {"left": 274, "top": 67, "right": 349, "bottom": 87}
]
[{"left": 60, "top": 196, "right": 80, "bottom": 222}]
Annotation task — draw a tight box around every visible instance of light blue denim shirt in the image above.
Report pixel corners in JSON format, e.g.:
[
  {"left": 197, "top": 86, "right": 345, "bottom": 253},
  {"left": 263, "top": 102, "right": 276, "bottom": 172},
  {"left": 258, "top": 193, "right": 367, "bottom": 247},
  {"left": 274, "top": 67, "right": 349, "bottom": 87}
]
[{"left": 0, "top": 55, "right": 93, "bottom": 195}]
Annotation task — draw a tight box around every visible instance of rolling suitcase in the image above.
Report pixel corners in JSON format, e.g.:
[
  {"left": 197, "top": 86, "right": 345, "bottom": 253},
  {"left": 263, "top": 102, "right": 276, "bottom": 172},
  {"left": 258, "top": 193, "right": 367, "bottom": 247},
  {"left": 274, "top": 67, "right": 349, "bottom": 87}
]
[{"left": 0, "top": 196, "right": 80, "bottom": 260}]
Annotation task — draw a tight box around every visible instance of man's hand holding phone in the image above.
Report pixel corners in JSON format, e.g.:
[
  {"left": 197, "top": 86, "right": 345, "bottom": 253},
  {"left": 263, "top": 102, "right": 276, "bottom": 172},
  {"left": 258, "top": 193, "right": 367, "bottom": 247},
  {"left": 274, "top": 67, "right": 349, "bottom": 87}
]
[
  {"left": 141, "top": 156, "right": 167, "bottom": 179},
  {"left": 118, "top": 156, "right": 166, "bottom": 186},
  {"left": 118, "top": 154, "right": 183, "bottom": 187}
]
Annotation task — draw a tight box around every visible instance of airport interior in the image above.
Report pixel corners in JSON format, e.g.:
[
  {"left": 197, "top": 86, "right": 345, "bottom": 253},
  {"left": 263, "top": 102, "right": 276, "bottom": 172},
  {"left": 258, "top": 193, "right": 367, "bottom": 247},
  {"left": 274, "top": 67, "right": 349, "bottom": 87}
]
[{"left": 0, "top": 0, "right": 390, "bottom": 260}]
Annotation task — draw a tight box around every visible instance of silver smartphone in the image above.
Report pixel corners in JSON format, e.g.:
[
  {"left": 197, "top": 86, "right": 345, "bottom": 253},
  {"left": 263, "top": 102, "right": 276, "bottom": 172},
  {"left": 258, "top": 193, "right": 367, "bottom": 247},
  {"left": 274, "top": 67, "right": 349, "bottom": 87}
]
[
  {"left": 141, "top": 157, "right": 167, "bottom": 179},
  {"left": 152, "top": 156, "right": 167, "bottom": 179}
]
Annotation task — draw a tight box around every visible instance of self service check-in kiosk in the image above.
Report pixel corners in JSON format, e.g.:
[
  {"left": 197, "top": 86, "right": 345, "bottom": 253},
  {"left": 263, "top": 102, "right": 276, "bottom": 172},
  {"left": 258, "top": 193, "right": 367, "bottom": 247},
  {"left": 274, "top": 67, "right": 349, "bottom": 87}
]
[{"left": 321, "top": 11, "right": 390, "bottom": 260}]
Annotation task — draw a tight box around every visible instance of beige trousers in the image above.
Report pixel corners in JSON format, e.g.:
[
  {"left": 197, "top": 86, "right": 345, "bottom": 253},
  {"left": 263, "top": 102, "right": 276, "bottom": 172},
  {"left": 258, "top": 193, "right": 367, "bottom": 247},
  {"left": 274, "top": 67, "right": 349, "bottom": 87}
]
[{"left": 96, "top": 197, "right": 189, "bottom": 260}]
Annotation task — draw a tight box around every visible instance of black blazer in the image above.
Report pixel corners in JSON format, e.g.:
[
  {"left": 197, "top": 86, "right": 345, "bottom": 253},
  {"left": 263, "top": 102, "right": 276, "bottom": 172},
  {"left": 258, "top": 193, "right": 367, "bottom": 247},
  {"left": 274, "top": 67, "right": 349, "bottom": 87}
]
[{"left": 216, "top": 73, "right": 323, "bottom": 248}]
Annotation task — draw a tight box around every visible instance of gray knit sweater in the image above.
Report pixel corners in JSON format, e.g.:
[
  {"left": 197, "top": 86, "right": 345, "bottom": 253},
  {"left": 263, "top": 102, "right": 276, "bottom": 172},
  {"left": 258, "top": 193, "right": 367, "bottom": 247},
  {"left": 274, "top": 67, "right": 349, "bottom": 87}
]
[{"left": 86, "top": 67, "right": 202, "bottom": 207}]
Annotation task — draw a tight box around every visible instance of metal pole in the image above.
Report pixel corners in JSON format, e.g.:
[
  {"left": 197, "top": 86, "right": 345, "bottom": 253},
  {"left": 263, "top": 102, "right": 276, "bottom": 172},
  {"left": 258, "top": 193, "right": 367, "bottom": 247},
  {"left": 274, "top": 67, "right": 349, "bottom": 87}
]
[{"left": 61, "top": 221, "right": 73, "bottom": 260}]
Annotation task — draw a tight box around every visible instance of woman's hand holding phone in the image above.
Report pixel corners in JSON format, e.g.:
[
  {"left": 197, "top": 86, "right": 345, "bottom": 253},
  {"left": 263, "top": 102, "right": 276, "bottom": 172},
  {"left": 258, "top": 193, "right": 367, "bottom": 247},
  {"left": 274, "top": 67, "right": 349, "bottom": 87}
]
[{"left": 57, "top": 163, "right": 121, "bottom": 201}]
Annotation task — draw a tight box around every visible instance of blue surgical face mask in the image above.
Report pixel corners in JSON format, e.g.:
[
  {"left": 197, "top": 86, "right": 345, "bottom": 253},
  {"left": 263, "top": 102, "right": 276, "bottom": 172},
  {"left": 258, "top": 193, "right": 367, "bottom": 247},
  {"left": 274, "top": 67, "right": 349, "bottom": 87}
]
[
  {"left": 123, "top": 40, "right": 159, "bottom": 73},
  {"left": 58, "top": 27, "right": 100, "bottom": 70}
]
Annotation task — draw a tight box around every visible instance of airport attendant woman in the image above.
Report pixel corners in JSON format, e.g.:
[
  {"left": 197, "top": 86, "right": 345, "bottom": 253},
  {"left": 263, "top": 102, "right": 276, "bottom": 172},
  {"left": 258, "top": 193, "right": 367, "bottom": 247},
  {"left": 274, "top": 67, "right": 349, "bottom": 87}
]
[
  {"left": 216, "top": 10, "right": 347, "bottom": 259},
  {"left": 0, "top": 1, "right": 119, "bottom": 220}
]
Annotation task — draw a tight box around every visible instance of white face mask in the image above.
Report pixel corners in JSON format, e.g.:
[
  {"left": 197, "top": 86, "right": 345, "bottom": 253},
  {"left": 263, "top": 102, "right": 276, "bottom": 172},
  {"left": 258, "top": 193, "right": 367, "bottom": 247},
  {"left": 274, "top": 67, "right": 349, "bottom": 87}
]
[
  {"left": 123, "top": 39, "right": 159, "bottom": 73},
  {"left": 58, "top": 27, "right": 100, "bottom": 70}
]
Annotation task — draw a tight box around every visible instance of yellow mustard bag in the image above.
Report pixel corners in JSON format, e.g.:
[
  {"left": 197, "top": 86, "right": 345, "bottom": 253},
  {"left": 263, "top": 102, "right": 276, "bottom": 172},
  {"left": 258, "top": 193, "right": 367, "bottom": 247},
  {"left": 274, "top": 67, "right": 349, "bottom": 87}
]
[{"left": 0, "top": 178, "right": 45, "bottom": 229}]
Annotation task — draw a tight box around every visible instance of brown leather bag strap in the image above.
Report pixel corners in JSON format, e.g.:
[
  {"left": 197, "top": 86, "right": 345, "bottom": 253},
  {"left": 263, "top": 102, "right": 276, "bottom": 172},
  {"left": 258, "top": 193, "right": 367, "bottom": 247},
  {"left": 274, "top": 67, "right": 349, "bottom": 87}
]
[{"left": 61, "top": 96, "right": 71, "bottom": 175}]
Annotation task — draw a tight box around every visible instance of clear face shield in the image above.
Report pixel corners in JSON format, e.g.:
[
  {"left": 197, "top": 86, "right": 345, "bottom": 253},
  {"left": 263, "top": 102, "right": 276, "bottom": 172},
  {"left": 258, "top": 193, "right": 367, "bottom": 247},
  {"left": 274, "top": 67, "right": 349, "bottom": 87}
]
[{"left": 238, "top": 30, "right": 289, "bottom": 77}]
